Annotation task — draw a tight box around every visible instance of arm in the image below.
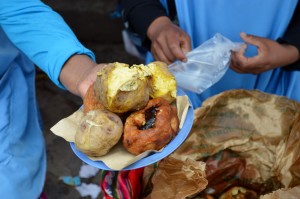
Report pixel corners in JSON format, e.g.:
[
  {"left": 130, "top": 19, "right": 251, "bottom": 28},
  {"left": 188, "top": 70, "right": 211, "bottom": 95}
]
[
  {"left": 123, "top": 0, "right": 191, "bottom": 64},
  {"left": 0, "top": 0, "right": 99, "bottom": 97}
]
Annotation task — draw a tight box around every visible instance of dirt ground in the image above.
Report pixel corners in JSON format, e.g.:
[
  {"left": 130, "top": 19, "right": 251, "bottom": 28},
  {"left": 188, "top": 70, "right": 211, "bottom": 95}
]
[{"left": 37, "top": 0, "right": 141, "bottom": 198}]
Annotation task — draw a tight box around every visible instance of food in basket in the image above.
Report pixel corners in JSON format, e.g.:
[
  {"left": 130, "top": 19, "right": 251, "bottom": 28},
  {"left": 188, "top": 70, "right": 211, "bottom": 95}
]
[
  {"left": 123, "top": 97, "right": 179, "bottom": 155},
  {"left": 75, "top": 109, "right": 123, "bottom": 157}
]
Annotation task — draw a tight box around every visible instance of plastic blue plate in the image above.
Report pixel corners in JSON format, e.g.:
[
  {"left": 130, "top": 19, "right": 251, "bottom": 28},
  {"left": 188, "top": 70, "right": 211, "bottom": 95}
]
[{"left": 70, "top": 88, "right": 194, "bottom": 170}]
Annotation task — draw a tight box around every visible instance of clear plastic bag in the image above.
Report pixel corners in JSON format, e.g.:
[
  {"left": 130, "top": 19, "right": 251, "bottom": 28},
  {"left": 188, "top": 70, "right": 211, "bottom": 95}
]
[{"left": 169, "top": 33, "right": 242, "bottom": 94}]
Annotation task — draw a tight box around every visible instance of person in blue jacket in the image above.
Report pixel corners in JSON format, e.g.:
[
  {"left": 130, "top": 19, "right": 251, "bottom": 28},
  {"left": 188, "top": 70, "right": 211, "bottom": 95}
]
[
  {"left": 98, "top": 1, "right": 300, "bottom": 199},
  {"left": 123, "top": 0, "right": 300, "bottom": 108},
  {"left": 0, "top": 0, "right": 105, "bottom": 198}
]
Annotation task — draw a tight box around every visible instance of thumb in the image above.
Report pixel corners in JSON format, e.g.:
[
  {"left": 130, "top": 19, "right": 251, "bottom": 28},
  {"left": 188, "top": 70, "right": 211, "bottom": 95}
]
[{"left": 240, "top": 32, "right": 263, "bottom": 47}]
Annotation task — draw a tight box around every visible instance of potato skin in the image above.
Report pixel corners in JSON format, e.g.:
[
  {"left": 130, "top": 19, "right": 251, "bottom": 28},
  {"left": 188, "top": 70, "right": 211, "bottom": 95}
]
[
  {"left": 75, "top": 109, "right": 123, "bottom": 157},
  {"left": 94, "top": 63, "right": 150, "bottom": 113}
]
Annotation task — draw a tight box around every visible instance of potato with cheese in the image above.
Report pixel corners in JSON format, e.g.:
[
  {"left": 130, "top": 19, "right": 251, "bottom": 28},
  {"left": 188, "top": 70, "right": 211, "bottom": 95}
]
[{"left": 94, "top": 62, "right": 151, "bottom": 113}]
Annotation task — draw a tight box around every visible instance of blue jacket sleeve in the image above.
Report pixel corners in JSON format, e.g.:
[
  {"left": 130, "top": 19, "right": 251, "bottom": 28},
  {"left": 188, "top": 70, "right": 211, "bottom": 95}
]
[{"left": 0, "top": 0, "right": 96, "bottom": 88}]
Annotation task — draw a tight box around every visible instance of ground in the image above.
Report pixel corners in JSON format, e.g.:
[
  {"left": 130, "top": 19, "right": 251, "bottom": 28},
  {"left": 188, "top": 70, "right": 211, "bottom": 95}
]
[{"left": 36, "top": 0, "right": 141, "bottom": 198}]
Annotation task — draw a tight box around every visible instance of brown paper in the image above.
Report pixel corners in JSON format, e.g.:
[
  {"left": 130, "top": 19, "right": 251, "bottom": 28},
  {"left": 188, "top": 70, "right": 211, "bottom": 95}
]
[
  {"left": 172, "top": 89, "right": 300, "bottom": 186},
  {"left": 142, "top": 157, "right": 207, "bottom": 199},
  {"left": 50, "top": 95, "right": 190, "bottom": 170},
  {"left": 176, "top": 95, "right": 190, "bottom": 129},
  {"left": 260, "top": 185, "right": 300, "bottom": 199},
  {"left": 143, "top": 89, "right": 300, "bottom": 198}
]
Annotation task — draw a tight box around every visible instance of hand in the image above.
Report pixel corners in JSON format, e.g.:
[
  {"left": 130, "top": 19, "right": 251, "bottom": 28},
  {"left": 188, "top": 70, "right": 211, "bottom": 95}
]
[
  {"left": 147, "top": 16, "right": 191, "bottom": 64},
  {"left": 76, "top": 63, "right": 106, "bottom": 98},
  {"left": 230, "top": 32, "right": 299, "bottom": 74},
  {"left": 59, "top": 54, "right": 106, "bottom": 98}
]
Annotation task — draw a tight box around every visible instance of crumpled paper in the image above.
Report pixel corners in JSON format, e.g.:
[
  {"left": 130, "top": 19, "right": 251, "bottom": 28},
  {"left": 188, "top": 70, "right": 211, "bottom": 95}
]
[
  {"left": 260, "top": 185, "right": 300, "bottom": 199},
  {"left": 142, "top": 89, "right": 300, "bottom": 198},
  {"left": 142, "top": 157, "right": 207, "bottom": 199}
]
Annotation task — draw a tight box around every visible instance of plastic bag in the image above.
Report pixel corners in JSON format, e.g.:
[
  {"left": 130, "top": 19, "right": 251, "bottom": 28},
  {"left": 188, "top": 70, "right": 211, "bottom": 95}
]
[{"left": 168, "top": 33, "right": 242, "bottom": 94}]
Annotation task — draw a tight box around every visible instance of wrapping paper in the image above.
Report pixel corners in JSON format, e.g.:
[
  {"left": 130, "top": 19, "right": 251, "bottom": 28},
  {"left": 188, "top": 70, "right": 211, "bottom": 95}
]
[
  {"left": 142, "top": 157, "right": 207, "bottom": 199},
  {"left": 260, "top": 186, "right": 300, "bottom": 199},
  {"left": 142, "top": 89, "right": 300, "bottom": 198}
]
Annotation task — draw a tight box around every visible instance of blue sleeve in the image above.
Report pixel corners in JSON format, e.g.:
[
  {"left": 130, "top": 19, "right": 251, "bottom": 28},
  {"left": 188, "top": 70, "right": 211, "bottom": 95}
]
[{"left": 0, "top": 0, "right": 96, "bottom": 88}]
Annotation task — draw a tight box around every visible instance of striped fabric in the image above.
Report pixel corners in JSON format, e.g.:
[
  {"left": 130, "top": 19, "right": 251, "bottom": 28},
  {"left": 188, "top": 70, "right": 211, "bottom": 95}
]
[{"left": 100, "top": 168, "right": 144, "bottom": 199}]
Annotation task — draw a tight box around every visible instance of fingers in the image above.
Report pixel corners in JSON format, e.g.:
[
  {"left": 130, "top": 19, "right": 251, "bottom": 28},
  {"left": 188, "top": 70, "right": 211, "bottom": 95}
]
[
  {"left": 230, "top": 32, "right": 271, "bottom": 74},
  {"left": 152, "top": 36, "right": 191, "bottom": 64},
  {"left": 149, "top": 22, "right": 191, "bottom": 64},
  {"left": 152, "top": 31, "right": 191, "bottom": 64},
  {"left": 230, "top": 44, "right": 262, "bottom": 74},
  {"left": 151, "top": 44, "right": 171, "bottom": 64},
  {"left": 231, "top": 43, "right": 254, "bottom": 67},
  {"left": 159, "top": 37, "right": 179, "bottom": 62},
  {"left": 165, "top": 35, "right": 190, "bottom": 63},
  {"left": 180, "top": 34, "right": 192, "bottom": 53},
  {"left": 176, "top": 34, "right": 191, "bottom": 61},
  {"left": 230, "top": 50, "right": 246, "bottom": 73},
  {"left": 240, "top": 32, "right": 265, "bottom": 49}
]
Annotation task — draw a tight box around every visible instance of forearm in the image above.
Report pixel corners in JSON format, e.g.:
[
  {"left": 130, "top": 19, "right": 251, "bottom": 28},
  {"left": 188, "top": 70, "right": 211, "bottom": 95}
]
[
  {"left": 0, "top": 0, "right": 95, "bottom": 87},
  {"left": 276, "top": 44, "right": 299, "bottom": 67}
]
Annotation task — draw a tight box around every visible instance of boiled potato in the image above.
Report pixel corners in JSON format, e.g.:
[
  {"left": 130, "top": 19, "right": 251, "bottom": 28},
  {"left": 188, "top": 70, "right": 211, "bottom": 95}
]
[
  {"left": 94, "top": 62, "right": 151, "bottom": 113},
  {"left": 75, "top": 109, "right": 123, "bottom": 157},
  {"left": 147, "top": 61, "right": 177, "bottom": 103}
]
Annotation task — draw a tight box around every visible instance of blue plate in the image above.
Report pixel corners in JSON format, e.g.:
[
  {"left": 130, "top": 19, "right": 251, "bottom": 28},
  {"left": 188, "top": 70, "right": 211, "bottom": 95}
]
[{"left": 70, "top": 88, "right": 194, "bottom": 170}]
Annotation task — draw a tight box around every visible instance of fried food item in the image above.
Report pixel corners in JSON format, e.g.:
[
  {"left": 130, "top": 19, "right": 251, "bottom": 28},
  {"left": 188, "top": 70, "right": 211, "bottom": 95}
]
[
  {"left": 219, "top": 187, "right": 258, "bottom": 199},
  {"left": 147, "top": 61, "right": 177, "bottom": 103},
  {"left": 123, "top": 97, "right": 179, "bottom": 155},
  {"left": 83, "top": 83, "right": 105, "bottom": 113},
  {"left": 75, "top": 109, "right": 123, "bottom": 157},
  {"left": 94, "top": 62, "right": 151, "bottom": 113}
]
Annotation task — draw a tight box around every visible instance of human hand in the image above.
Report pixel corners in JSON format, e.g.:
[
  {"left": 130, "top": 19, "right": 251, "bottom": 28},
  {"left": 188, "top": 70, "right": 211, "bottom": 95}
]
[
  {"left": 59, "top": 54, "right": 106, "bottom": 98},
  {"left": 230, "top": 32, "right": 300, "bottom": 74},
  {"left": 76, "top": 63, "right": 106, "bottom": 99},
  {"left": 147, "top": 16, "right": 191, "bottom": 64}
]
